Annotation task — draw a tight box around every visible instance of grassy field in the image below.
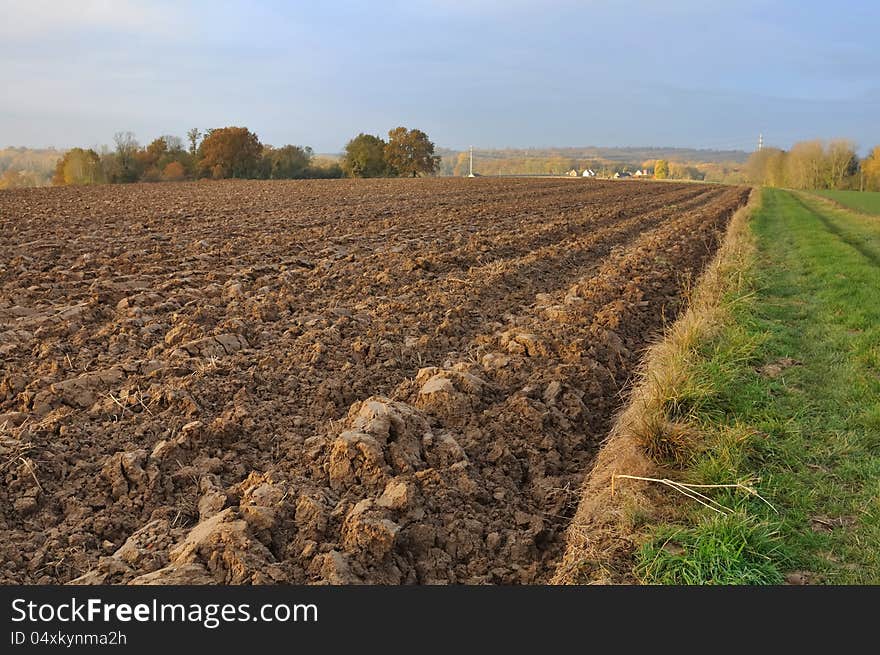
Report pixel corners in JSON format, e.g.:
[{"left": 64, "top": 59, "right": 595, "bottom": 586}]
[
  {"left": 636, "top": 188, "right": 880, "bottom": 584},
  {"left": 814, "top": 189, "right": 880, "bottom": 215}
]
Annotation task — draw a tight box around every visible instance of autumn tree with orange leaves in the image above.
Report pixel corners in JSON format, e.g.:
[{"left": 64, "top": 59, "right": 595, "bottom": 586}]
[{"left": 197, "top": 127, "right": 263, "bottom": 179}]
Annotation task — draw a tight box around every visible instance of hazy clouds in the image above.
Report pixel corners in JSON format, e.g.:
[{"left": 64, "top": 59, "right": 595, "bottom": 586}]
[{"left": 1, "top": 0, "right": 877, "bottom": 152}]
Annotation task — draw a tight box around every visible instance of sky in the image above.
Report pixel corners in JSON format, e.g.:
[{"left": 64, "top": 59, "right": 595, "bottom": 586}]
[{"left": 1, "top": 0, "right": 878, "bottom": 154}]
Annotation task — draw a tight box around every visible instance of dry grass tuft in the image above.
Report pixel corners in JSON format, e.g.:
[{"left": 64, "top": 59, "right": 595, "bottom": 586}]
[{"left": 632, "top": 415, "right": 701, "bottom": 467}]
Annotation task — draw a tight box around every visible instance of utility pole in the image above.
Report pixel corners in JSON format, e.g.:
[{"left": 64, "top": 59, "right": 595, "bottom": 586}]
[
  {"left": 468, "top": 146, "right": 475, "bottom": 177},
  {"left": 757, "top": 133, "right": 763, "bottom": 152}
]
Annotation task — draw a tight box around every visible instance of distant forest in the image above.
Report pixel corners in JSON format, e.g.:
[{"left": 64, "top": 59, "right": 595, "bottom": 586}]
[
  {"left": 439, "top": 145, "right": 749, "bottom": 167},
  {"left": 436, "top": 146, "right": 750, "bottom": 182},
  {"left": 0, "top": 147, "right": 62, "bottom": 188}
]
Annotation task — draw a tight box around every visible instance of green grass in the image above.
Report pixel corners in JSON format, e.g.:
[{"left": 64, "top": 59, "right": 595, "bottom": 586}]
[
  {"left": 637, "top": 514, "right": 786, "bottom": 585},
  {"left": 636, "top": 188, "right": 880, "bottom": 584},
  {"left": 814, "top": 189, "right": 880, "bottom": 215}
]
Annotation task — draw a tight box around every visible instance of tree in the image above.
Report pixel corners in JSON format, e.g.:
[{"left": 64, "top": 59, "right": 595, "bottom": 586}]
[
  {"left": 145, "top": 136, "right": 169, "bottom": 162},
  {"left": 748, "top": 139, "right": 861, "bottom": 190},
  {"left": 162, "top": 161, "right": 186, "bottom": 181},
  {"left": 197, "top": 127, "right": 263, "bottom": 179},
  {"left": 825, "top": 139, "right": 858, "bottom": 189},
  {"left": 136, "top": 135, "right": 189, "bottom": 181},
  {"left": 307, "top": 157, "right": 344, "bottom": 179},
  {"left": 0, "top": 168, "right": 25, "bottom": 189},
  {"left": 863, "top": 146, "right": 880, "bottom": 191},
  {"left": 96, "top": 146, "right": 116, "bottom": 184},
  {"left": 383, "top": 127, "right": 440, "bottom": 177},
  {"left": 669, "top": 163, "right": 704, "bottom": 180},
  {"left": 113, "top": 131, "right": 141, "bottom": 182},
  {"left": 342, "top": 133, "right": 388, "bottom": 177},
  {"left": 764, "top": 149, "right": 787, "bottom": 187},
  {"left": 52, "top": 148, "right": 103, "bottom": 185},
  {"left": 746, "top": 148, "right": 778, "bottom": 186},
  {"left": 138, "top": 137, "right": 168, "bottom": 180},
  {"left": 264, "top": 145, "right": 313, "bottom": 179},
  {"left": 786, "top": 140, "right": 825, "bottom": 189},
  {"left": 187, "top": 129, "right": 202, "bottom": 157},
  {"left": 545, "top": 156, "right": 570, "bottom": 175},
  {"left": 654, "top": 159, "right": 669, "bottom": 179}
]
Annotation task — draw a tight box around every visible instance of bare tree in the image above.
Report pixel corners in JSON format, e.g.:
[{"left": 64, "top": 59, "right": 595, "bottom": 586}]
[
  {"left": 825, "top": 139, "right": 858, "bottom": 189},
  {"left": 187, "top": 128, "right": 202, "bottom": 157},
  {"left": 746, "top": 148, "right": 787, "bottom": 186},
  {"left": 786, "top": 140, "right": 824, "bottom": 189},
  {"left": 113, "top": 131, "right": 140, "bottom": 182}
]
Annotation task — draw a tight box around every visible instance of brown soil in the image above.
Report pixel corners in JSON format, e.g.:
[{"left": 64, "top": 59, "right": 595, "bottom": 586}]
[{"left": 0, "top": 177, "right": 749, "bottom": 584}]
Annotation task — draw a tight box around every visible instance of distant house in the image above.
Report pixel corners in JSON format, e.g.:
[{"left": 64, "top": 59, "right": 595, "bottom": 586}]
[
  {"left": 582, "top": 169, "right": 596, "bottom": 177},
  {"left": 567, "top": 169, "right": 579, "bottom": 177},
  {"left": 633, "top": 169, "right": 652, "bottom": 177},
  {"left": 613, "top": 171, "right": 632, "bottom": 179}
]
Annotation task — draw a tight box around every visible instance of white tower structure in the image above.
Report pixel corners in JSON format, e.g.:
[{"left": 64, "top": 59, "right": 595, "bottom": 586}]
[{"left": 468, "top": 146, "right": 475, "bottom": 177}]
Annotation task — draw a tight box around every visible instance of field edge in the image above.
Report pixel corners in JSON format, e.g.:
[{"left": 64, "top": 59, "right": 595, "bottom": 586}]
[
  {"left": 552, "top": 188, "right": 760, "bottom": 584},
  {"left": 811, "top": 189, "right": 880, "bottom": 216}
]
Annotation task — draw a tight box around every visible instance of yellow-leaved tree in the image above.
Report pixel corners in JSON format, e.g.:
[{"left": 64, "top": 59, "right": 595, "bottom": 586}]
[
  {"left": 654, "top": 159, "right": 669, "bottom": 179},
  {"left": 863, "top": 146, "right": 880, "bottom": 191},
  {"left": 52, "top": 148, "right": 104, "bottom": 185}
]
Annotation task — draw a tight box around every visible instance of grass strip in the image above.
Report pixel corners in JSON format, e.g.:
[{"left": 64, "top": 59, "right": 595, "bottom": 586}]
[{"left": 636, "top": 188, "right": 880, "bottom": 584}]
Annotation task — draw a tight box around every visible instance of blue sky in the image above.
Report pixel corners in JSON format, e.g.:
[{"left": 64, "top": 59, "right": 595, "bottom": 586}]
[{"left": 1, "top": 0, "right": 877, "bottom": 153}]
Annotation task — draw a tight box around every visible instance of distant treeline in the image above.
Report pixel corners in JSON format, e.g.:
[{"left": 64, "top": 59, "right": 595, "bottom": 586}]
[
  {"left": 51, "top": 128, "right": 344, "bottom": 186},
  {"left": 428, "top": 145, "right": 749, "bottom": 182},
  {"left": 447, "top": 151, "right": 718, "bottom": 181},
  {"left": 47, "top": 125, "right": 443, "bottom": 186},
  {"left": 15, "top": 135, "right": 880, "bottom": 191},
  {"left": 0, "top": 139, "right": 748, "bottom": 189},
  {"left": 747, "top": 140, "right": 880, "bottom": 191},
  {"left": 0, "top": 147, "right": 61, "bottom": 189},
  {"left": 445, "top": 146, "right": 749, "bottom": 165}
]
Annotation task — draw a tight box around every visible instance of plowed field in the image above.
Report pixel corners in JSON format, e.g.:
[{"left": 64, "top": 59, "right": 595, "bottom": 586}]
[{"left": 0, "top": 178, "right": 749, "bottom": 584}]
